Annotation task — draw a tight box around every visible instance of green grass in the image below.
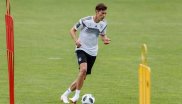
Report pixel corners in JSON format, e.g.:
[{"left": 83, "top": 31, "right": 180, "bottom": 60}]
[{"left": 0, "top": 0, "right": 182, "bottom": 104}]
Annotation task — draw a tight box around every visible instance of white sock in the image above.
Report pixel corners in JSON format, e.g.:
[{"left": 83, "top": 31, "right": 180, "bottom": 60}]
[
  {"left": 63, "top": 88, "right": 72, "bottom": 97},
  {"left": 73, "top": 90, "right": 80, "bottom": 98},
  {"left": 75, "top": 90, "right": 80, "bottom": 96}
]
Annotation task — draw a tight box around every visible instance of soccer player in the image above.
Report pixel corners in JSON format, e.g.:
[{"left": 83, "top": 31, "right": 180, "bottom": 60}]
[{"left": 61, "top": 3, "right": 111, "bottom": 103}]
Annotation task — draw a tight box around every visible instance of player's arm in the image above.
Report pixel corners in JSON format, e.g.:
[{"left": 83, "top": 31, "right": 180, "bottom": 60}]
[
  {"left": 70, "top": 26, "right": 81, "bottom": 48},
  {"left": 100, "top": 23, "right": 110, "bottom": 45},
  {"left": 70, "top": 18, "right": 84, "bottom": 47},
  {"left": 100, "top": 34, "right": 111, "bottom": 45}
]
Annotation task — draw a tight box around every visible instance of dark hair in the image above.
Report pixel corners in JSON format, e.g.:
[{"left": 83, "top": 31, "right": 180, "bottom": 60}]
[{"left": 95, "top": 3, "right": 107, "bottom": 11}]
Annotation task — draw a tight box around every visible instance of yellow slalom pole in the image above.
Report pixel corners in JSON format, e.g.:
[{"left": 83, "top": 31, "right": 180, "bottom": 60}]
[{"left": 139, "top": 44, "right": 151, "bottom": 104}]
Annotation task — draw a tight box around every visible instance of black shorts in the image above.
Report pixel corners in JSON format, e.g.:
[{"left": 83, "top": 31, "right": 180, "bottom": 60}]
[{"left": 76, "top": 50, "right": 96, "bottom": 75}]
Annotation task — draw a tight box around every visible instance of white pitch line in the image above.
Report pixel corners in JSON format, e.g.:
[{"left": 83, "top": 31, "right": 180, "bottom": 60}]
[{"left": 48, "top": 57, "right": 63, "bottom": 60}]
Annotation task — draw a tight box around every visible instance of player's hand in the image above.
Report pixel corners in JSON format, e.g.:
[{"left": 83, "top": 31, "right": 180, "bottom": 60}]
[
  {"left": 103, "top": 37, "right": 111, "bottom": 45},
  {"left": 75, "top": 39, "right": 81, "bottom": 48}
]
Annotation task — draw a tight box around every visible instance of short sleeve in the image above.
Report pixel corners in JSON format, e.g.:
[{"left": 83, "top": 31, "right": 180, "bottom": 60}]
[
  {"left": 100, "top": 25, "right": 107, "bottom": 36},
  {"left": 74, "top": 19, "right": 83, "bottom": 31}
]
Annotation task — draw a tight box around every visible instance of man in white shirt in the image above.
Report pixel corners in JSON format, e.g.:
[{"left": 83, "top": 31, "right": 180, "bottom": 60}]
[{"left": 61, "top": 3, "right": 111, "bottom": 103}]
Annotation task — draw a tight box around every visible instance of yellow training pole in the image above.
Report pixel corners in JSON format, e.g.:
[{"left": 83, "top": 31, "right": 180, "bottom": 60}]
[{"left": 139, "top": 44, "right": 151, "bottom": 104}]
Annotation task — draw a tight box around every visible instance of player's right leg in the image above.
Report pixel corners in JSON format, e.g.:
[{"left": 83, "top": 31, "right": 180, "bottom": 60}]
[
  {"left": 69, "top": 62, "right": 87, "bottom": 103},
  {"left": 60, "top": 89, "right": 71, "bottom": 103},
  {"left": 60, "top": 80, "right": 77, "bottom": 103}
]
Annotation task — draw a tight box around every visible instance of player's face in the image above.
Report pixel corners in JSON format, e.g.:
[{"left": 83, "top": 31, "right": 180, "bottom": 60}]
[{"left": 96, "top": 10, "right": 107, "bottom": 21}]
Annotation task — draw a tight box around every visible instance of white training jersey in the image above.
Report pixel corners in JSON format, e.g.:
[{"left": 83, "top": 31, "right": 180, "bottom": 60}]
[{"left": 74, "top": 16, "right": 107, "bottom": 56}]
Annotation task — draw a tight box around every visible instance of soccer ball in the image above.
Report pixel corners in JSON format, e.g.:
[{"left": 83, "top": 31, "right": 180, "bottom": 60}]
[{"left": 81, "top": 94, "right": 95, "bottom": 104}]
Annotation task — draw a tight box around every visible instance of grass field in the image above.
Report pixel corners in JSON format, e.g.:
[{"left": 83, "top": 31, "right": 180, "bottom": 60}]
[{"left": 0, "top": 0, "right": 182, "bottom": 104}]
